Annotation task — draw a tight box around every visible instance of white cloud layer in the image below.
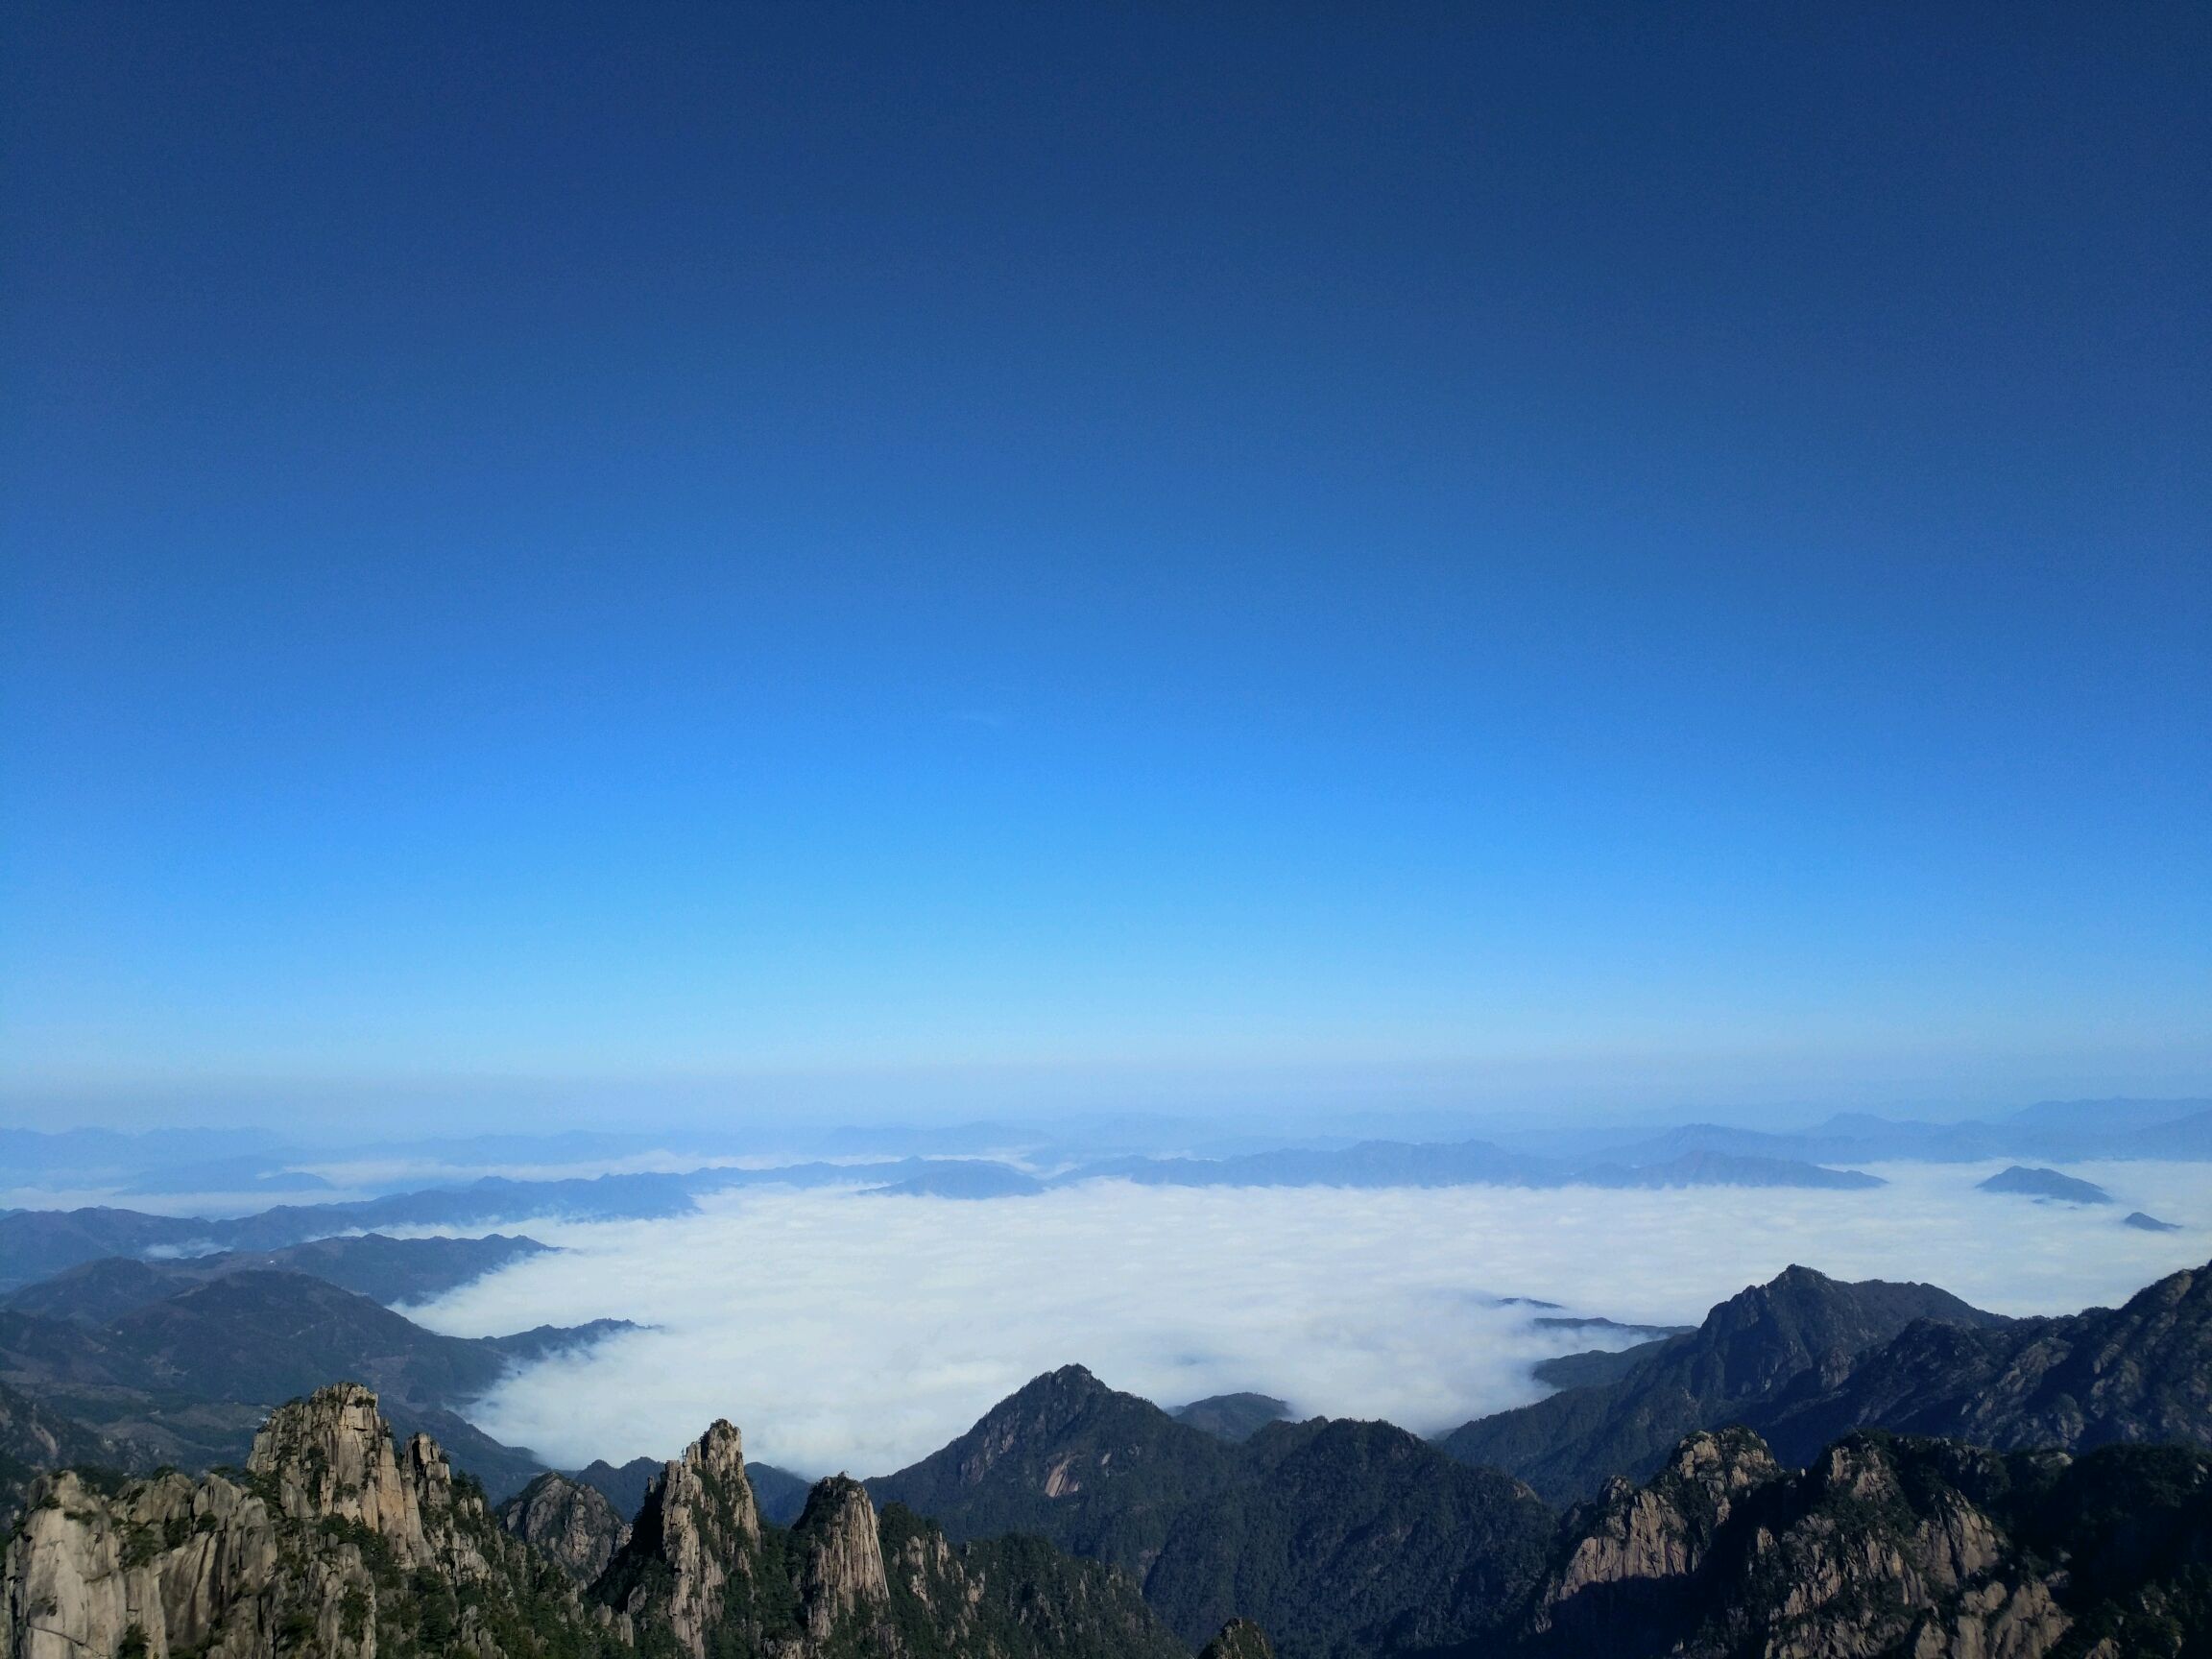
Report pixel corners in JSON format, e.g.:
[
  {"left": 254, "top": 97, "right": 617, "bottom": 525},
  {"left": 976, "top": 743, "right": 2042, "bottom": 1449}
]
[{"left": 404, "top": 1160, "right": 2212, "bottom": 1479}]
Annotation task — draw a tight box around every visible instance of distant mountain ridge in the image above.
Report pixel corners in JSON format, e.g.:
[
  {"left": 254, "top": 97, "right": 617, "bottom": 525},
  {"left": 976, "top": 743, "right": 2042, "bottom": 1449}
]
[
  {"left": 0, "top": 1265, "right": 629, "bottom": 1494},
  {"left": 0, "top": 1231, "right": 552, "bottom": 1317},
  {"left": 10, "top": 1094, "right": 2207, "bottom": 1283}
]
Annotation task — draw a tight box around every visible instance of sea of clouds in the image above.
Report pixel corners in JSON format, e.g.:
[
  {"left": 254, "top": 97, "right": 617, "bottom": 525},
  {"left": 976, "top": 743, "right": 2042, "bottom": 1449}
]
[{"left": 403, "top": 1159, "right": 2212, "bottom": 1479}]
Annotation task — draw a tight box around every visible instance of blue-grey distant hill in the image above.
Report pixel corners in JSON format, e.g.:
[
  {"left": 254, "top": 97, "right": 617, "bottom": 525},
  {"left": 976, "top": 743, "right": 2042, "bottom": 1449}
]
[
  {"left": 1592, "top": 1097, "right": 2212, "bottom": 1167},
  {"left": 862, "top": 1164, "right": 1046, "bottom": 1198},
  {"left": 2126, "top": 1211, "right": 2183, "bottom": 1232},
  {"left": 1051, "top": 1141, "right": 1884, "bottom": 1192},
  {"left": 1975, "top": 1166, "right": 2113, "bottom": 1204}
]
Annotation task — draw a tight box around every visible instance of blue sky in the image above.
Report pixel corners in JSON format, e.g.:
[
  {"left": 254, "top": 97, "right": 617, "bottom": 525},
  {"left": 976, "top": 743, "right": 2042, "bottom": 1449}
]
[{"left": 4, "top": 4, "right": 2207, "bottom": 1128}]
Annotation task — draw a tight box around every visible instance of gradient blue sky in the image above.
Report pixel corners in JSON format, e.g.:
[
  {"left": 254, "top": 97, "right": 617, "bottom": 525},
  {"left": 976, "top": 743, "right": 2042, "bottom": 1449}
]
[{"left": 4, "top": 4, "right": 2207, "bottom": 1129}]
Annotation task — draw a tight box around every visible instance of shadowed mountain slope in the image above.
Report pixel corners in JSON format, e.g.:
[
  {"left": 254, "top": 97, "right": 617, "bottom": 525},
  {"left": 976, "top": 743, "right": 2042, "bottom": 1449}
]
[
  {"left": 1747, "top": 1260, "right": 2212, "bottom": 1465},
  {"left": 0, "top": 1268, "right": 626, "bottom": 1495},
  {"left": 872, "top": 1369, "right": 1554, "bottom": 1658},
  {"left": 1437, "top": 1264, "right": 2008, "bottom": 1503},
  {"left": 1142, "top": 1418, "right": 1551, "bottom": 1659},
  {"left": 1, "top": 1232, "right": 551, "bottom": 1323},
  {"left": 868, "top": 1364, "right": 1242, "bottom": 1575}
]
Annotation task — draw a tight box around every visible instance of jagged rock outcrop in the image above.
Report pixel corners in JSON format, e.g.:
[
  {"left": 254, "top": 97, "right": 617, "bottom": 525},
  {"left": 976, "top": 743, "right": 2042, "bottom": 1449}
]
[
  {"left": 499, "top": 1471, "right": 632, "bottom": 1581},
  {"left": 1530, "top": 1427, "right": 1779, "bottom": 1645},
  {"left": 591, "top": 1431, "right": 1184, "bottom": 1659},
  {"left": 592, "top": 1418, "right": 765, "bottom": 1658},
  {"left": 1504, "top": 1427, "right": 2212, "bottom": 1658},
  {"left": 1, "top": 1382, "right": 619, "bottom": 1659},
  {"left": 1197, "top": 1619, "right": 1273, "bottom": 1659}
]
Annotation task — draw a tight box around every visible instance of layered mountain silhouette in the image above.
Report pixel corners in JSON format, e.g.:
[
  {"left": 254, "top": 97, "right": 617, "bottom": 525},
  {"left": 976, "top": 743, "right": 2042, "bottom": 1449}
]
[
  {"left": 5, "top": 1253, "right": 2212, "bottom": 1657},
  {"left": 0, "top": 1265, "right": 627, "bottom": 1493},
  {"left": 0, "top": 1231, "right": 552, "bottom": 1320}
]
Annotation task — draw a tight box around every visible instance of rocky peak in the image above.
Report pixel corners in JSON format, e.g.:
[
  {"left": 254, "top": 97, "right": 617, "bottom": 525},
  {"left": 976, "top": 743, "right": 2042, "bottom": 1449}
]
[
  {"left": 1696, "top": 1266, "right": 1999, "bottom": 1403},
  {"left": 958, "top": 1365, "right": 1112, "bottom": 1482},
  {"left": 1535, "top": 1428, "right": 1785, "bottom": 1637},
  {"left": 789, "top": 1475, "right": 891, "bottom": 1641},
  {"left": 498, "top": 1470, "right": 631, "bottom": 1581},
  {"left": 5, "top": 1383, "right": 604, "bottom": 1659},
  {"left": 595, "top": 1419, "right": 766, "bottom": 1659},
  {"left": 248, "top": 1382, "right": 419, "bottom": 1536}
]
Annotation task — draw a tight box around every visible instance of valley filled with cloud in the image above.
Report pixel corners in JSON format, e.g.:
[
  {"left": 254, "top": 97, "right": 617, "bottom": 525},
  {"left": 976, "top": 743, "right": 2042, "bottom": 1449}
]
[{"left": 404, "top": 1161, "right": 2210, "bottom": 1477}]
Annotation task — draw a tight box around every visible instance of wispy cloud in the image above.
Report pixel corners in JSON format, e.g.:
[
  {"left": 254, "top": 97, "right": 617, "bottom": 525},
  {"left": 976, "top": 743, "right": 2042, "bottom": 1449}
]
[{"left": 406, "top": 1161, "right": 2212, "bottom": 1479}]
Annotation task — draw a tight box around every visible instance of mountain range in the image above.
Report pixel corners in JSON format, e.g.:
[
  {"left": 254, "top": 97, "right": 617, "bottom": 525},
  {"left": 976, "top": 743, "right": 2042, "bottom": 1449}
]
[{"left": 2, "top": 1196, "right": 2210, "bottom": 1653}]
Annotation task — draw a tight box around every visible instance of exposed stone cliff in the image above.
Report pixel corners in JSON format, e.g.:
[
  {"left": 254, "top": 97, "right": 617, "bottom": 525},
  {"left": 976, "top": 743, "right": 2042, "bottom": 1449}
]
[
  {"left": 2, "top": 1382, "right": 618, "bottom": 1659},
  {"left": 500, "top": 1472, "right": 633, "bottom": 1582},
  {"left": 591, "top": 1419, "right": 765, "bottom": 1658},
  {"left": 1510, "top": 1428, "right": 2177, "bottom": 1659}
]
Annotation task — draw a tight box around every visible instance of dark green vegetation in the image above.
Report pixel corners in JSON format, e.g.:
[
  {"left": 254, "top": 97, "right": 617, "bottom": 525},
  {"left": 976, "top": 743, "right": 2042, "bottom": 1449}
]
[
  {"left": 1438, "top": 1264, "right": 2010, "bottom": 1503},
  {"left": 1976, "top": 1165, "right": 2114, "bottom": 1204},
  {"left": 0, "top": 1264, "right": 627, "bottom": 1495},
  {"left": 871, "top": 1503, "right": 1189, "bottom": 1659},
  {"left": 1141, "top": 1419, "right": 1551, "bottom": 1659},
  {"left": 870, "top": 1367, "right": 1551, "bottom": 1659}
]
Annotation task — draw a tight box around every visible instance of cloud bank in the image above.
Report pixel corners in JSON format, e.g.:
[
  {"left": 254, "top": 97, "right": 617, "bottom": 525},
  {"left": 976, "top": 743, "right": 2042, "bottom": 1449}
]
[{"left": 404, "top": 1160, "right": 2212, "bottom": 1479}]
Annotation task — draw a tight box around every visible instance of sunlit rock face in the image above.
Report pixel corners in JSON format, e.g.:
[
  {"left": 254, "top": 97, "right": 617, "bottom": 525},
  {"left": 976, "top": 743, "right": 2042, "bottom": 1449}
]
[
  {"left": 2, "top": 1382, "right": 616, "bottom": 1659},
  {"left": 498, "top": 1472, "right": 633, "bottom": 1582}
]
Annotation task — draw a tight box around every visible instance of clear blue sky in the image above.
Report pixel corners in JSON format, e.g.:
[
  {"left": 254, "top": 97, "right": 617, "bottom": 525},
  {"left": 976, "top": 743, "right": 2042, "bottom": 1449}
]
[{"left": 4, "top": 4, "right": 2207, "bottom": 1129}]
